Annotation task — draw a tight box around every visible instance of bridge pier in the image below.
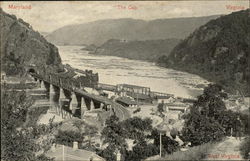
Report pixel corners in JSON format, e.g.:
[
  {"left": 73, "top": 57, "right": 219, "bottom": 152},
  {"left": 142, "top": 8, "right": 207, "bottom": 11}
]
[
  {"left": 90, "top": 99, "right": 95, "bottom": 111},
  {"left": 69, "top": 93, "right": 78, "bottom": 115},
  {"left": 59, "top": 88, "right": 66, "bottom": 99},
  {"left": 100, "top": 103, "right": 104, "bottom": 110},
  {"left": 50, "top": 84, "right": 56, "bottom": 94},
  {"left": 166, "top": 106, "right": 169, "bottom": 113},
  {"left": 49, "top": 84, "right": 57, "bottom": 110},
  {"left": 40, "top": 81, "right": 46, "bottom": 90},
  {"left": 81, "top": 97, "right": 88, "bottom": 119}
]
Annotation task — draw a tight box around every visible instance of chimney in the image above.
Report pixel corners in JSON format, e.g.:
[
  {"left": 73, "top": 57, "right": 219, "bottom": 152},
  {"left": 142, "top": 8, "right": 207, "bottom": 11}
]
[{"left": 73, "top": 141, "right": 78, "bottom": 151}]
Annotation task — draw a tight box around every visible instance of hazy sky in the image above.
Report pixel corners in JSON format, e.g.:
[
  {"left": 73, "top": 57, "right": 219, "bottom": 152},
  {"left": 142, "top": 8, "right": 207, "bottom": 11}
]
[{"left": 1, "top": 1, "right": 249, "bottom": 33}]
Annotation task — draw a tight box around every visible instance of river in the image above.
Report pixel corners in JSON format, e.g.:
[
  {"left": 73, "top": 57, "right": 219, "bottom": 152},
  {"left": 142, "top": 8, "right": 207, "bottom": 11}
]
[{"left": 57, "top": 46, "right": 209, "bottom": 98}]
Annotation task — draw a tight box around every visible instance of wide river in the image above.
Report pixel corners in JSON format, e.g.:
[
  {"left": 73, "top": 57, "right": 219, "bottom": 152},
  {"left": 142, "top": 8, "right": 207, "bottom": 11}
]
[{"left": 58, "top": 46, "right": 209, "bottom": 98}]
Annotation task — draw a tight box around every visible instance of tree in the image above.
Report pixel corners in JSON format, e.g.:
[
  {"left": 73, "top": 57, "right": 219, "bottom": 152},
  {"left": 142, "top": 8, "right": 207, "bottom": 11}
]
[
  {"left": 83, "top": 124, "right": 98, "bottom": 148},
  {"left": 182, "top": 106, "right": 225, "bottom": 146},
  {"left": 55, "top": 130, "right": 83, "bottom": 147},
  {"left": 124, "top": 139, "right": 158, "bottom": 161},
  {"left": 157, "top": 101, "right": 165, "bottom": 114},
  {"left": 150, "top": 129, "right": 180, "bottom": 155},
  {"left": 121, "top": 117, "right": 153, "bottom": 141},
  {"left": 1, "top": 90, "right": 53, "bottom": 161},
  {"left": 181, "top": 84, "right": 235, "bottom": 145},
  {"left": 97, "top": 145, "right": 116, "bottom": 161},
  {"left": 194, "top": 84, "right": 227, "bottom": 119},
  {"left": 101, "top": 115, "right": 127, "bottom": 150}
]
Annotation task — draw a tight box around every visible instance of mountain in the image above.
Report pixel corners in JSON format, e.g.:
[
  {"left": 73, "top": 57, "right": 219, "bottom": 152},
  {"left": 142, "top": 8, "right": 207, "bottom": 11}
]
[
  {"left": 88, "top": 38, "right": 180, "bottom": 61},
  {"left": 0, "top": 8, "right": 63, "bottom": 76},
  {"left": 157, "top": 9, "right": 250, "bottom": 95},
  {"left": 46, "top": 16, "right": 220, "bottom": 46}
]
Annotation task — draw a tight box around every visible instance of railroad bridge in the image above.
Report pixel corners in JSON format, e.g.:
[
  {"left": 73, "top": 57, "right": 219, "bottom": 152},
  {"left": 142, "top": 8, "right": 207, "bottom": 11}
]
[{"left": 28, "top": 67, "right": 129, "bottom": 121}]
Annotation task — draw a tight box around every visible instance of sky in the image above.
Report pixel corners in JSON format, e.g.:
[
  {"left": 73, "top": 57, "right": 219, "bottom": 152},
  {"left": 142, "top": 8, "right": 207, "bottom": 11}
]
[{"left": 1, "top": 1, "right": 249, "bottom": 33}]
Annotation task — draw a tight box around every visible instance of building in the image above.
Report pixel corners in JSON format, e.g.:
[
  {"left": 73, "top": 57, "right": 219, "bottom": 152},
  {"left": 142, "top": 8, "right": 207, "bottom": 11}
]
[
  {"left": 116, "top": 84, "right": 152, "bottom": 103},
  {"left": 156, "top": 95, "right": 175, "bottom": 104},
  {"left": 117, "top": 84, "right": 150, "bottom": 95},
  {"left": 46, "top": 143, "right": 105, "bottom": 161}
]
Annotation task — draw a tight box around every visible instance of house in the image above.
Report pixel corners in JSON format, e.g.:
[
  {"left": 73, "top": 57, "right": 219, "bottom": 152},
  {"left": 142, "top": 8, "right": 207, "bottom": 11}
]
[
  {"left": 46, "top": 143, "right": 105, "bottom": 161},
  {"left": 156, "top": 95, "right": 175, "bottom": 104}
]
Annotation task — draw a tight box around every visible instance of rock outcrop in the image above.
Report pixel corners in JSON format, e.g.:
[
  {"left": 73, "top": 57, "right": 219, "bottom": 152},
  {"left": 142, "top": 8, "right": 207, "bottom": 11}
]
[
  {"left": 157, "top": 9, "right": 250, "bottom": 95},
  {"left": 0, "top": 8, "right": 63, "bottom": 76}
]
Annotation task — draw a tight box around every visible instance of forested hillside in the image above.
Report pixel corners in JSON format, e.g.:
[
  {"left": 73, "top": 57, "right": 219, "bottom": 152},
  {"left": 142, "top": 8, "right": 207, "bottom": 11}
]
[
  {"left": 89, "top": 39, "right": 180, "bottom": 61},
  {"left": 157, "top": 9, "right": 250, "bottom": 95}
]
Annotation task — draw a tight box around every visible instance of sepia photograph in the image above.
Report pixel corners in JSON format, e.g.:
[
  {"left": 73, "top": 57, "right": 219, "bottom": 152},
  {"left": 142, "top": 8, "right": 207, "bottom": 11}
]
[{"left": 0, "top": 1, "right": 249, "bottom": 161}]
